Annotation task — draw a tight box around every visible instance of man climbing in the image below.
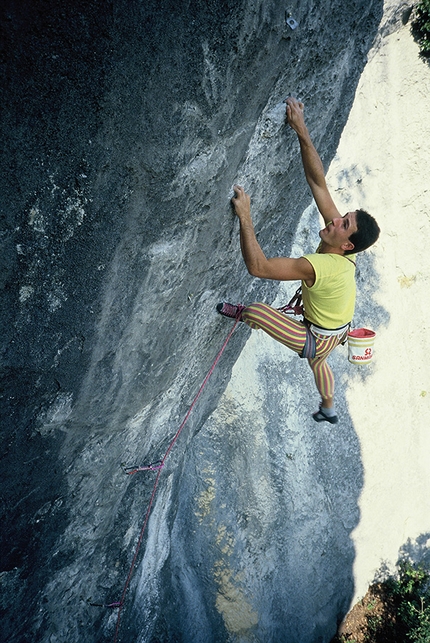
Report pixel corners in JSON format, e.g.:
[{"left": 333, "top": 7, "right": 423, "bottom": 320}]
[{"left": 217, "top": 97, "right": 380, "bottom": 424}]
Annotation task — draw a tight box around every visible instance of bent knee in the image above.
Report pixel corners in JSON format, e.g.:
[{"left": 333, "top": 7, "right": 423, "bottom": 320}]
[
  {"left": 242, "top": 302, "right": 268, "bottom": 314},
  {"left": 241, "top": 302, "right": 273, "bottom": 324}
]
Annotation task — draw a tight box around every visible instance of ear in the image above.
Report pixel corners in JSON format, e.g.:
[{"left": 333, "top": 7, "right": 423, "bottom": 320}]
[{"left": 341, "top": 240, "right": 355, "bottom": 252}]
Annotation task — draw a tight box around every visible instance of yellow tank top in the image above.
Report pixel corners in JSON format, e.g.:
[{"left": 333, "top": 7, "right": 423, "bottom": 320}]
[{"left": 301, "top": 253, "right": 356, "bottom": 329}]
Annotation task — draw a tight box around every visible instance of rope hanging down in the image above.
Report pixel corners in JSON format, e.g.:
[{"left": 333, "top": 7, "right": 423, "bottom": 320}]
[{"left": 107, "top": 317, "right": 240, "bottom": 643}]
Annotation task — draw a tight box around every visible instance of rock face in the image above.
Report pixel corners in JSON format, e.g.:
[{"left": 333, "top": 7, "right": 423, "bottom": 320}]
[{"left": 1, "top": 1, "right": 383, "bottom": 641}]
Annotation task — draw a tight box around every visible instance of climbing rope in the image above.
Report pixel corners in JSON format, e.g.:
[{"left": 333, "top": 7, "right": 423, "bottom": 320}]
[{"left": 107, "top": 317, "right": 240, "bottom": 642}]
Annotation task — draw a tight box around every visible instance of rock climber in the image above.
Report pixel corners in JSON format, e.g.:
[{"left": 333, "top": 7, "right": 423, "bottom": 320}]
[{"left": 217, "top": 97, "right": 380, "bottom": 424}]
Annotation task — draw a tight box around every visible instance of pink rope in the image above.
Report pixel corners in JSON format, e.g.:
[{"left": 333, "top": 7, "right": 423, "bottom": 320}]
[{"left": 112, "top": 319, "right": 240, "bottom": 642}]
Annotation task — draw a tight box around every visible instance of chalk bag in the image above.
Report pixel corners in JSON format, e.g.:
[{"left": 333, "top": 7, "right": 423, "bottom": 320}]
[{"left": 347, "top": 328, "right": 376, "bottom": 365}]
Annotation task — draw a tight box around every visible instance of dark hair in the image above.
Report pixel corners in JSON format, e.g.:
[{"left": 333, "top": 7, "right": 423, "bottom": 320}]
[{"left": 345, "top": 209, "right": 380, "bottom": 255}]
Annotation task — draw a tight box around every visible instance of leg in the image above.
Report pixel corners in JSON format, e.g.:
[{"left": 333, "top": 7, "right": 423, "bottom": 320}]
[
  {"left": 220, "top": 301, "right": 343, "bottom": 422},
  {"left": 308, "top": 334, "right": 342, "bottom": 423},
  {"left": 241, "top": 303, "right": 307, "bottom": 354},
  {"left": 307, "top": 354, "right": 336, "bottom": 406},
  {"left": 242, "top": 304, "right": 340, "bottom": 404}
]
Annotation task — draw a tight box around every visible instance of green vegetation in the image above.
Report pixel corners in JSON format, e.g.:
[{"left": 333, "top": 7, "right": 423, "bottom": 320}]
[
  {"left": 412, "top": 1, "right": 430, "bottom": 55},
  {"left": 333, "top": 560, "right": 430, "bottom": 642},
  {"left": 387, "top": 560, "right": 430, "bottom": 642}
]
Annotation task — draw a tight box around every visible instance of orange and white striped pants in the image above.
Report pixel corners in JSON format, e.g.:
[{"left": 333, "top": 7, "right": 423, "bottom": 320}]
[{"left": 241, "top": 302, "right": 345, "bottom": 401}]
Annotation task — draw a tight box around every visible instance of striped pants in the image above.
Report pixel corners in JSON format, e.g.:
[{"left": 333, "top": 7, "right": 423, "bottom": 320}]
[{"left": 241, "top": 303, "right": 344, "bottom": 401}]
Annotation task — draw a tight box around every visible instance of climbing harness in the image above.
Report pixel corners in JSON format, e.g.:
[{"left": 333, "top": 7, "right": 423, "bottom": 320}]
[
  {"left": 94, "top": 317, "right": 241, "bottom": 643},
  {"left": 279, "top": 298, "right": 375, "bottom": 365},
  {"left": 277, "top": 285, "right": 351, "bottom": 360},
  {"left": 300, "top": 320, "right": 317, "bottom": 359}
]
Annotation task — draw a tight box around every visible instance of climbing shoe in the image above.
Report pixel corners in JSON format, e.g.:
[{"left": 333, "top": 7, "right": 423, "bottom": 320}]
[
  {"left": 312, "top": 405, "right": 338, "bottom": 424},
  {"left": 216, "top": 302, "right": 245, "bottom": 320}
]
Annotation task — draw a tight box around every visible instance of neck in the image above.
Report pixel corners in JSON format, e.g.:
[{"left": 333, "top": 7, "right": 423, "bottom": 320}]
[{"left": 318, "top": 240, "right": 345, "bottom": 255}]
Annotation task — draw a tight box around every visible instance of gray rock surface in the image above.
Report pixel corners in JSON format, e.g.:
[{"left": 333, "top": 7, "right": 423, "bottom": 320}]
[{"left": 1, "top": 1, "right": 383, "bottom": 641}]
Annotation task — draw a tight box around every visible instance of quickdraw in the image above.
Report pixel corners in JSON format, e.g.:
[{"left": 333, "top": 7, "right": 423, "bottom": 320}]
[
  {"left": 277, "top": 286, "right": 303, "bottom": 316},
  {"left": 122, "top": 461, "right": 164, "bottom": 475}
]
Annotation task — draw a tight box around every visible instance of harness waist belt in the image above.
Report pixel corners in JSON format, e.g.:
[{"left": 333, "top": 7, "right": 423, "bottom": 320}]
[{"left": 308, "top": 321, "right": 350, "bottom": 337}]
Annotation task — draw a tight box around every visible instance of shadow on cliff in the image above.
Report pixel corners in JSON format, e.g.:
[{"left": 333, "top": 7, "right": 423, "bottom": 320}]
[{"left": 150, "top": 220, "right": 390, "bottom": 643}]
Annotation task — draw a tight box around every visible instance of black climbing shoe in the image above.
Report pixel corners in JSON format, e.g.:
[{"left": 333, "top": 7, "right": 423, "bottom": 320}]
[
  {"left": 312, "top": 405, "right": 338, "bottom": 424},
  {"left": 216, "top": 302, "right": 245, "bottom": 320}
]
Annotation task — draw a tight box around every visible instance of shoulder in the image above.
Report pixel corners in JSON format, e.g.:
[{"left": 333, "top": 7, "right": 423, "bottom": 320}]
[
  {"left": 295, "top": 256, "right": 316, "bottom": 277},
  {"left": 305, "top": 252, "right": 355, "bottom": 266},
  {"left": 303, "top": 253, "right": 356, "bottom": 279}
]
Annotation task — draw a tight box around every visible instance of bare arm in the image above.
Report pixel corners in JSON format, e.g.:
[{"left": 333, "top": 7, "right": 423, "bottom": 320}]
[
  {"left": 231, "top": 185, "right": 315, "bottom": 286},
  {"left": 286, "top": 97, "right": 340, "bottom": 225}
]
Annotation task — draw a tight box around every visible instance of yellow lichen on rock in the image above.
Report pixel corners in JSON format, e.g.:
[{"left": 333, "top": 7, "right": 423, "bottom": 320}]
[
  {"left": 214, "top": 562, "right": 258, "bottom": 633},
  {"left": 194, "top": 469, "right": 216, "bottom": 520},
  {"left": 213, "top": 525, "right": 258, "bottom": 634},
  {"left": 397, "top": 274, "right": 417, "bottom": 288}
]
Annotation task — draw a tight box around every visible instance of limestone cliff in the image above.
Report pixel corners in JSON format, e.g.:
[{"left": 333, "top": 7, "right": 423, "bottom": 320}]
[{"left": 1, "top": 1, "right": 383, "bottom": 641}]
